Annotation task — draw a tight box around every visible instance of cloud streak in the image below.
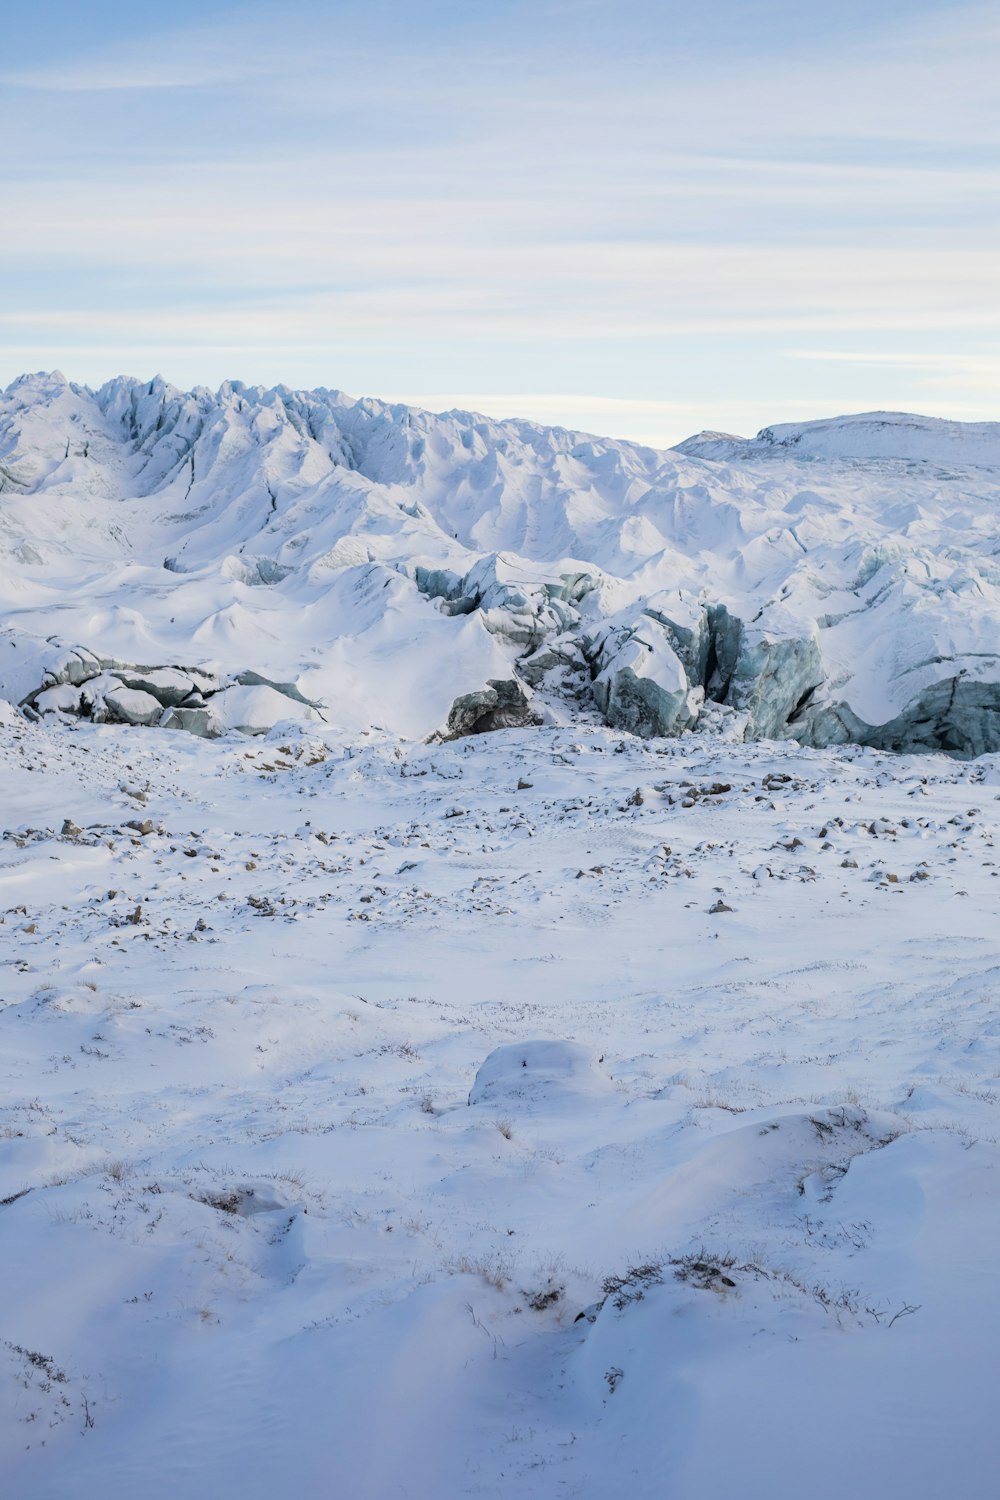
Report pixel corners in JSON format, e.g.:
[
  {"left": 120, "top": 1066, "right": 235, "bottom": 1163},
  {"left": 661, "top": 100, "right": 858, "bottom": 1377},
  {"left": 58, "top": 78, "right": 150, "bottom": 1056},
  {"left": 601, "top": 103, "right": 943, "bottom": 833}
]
[{"left": 0, "top": 0, "right": 996, "bottom": 435}]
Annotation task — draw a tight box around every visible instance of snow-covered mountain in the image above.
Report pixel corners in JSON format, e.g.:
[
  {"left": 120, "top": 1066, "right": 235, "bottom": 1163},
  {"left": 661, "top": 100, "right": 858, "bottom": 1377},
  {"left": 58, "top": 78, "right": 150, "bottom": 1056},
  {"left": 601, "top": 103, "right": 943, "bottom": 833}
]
[{"left": 3, "top": 371, "right": 1000, "bottom": 753}]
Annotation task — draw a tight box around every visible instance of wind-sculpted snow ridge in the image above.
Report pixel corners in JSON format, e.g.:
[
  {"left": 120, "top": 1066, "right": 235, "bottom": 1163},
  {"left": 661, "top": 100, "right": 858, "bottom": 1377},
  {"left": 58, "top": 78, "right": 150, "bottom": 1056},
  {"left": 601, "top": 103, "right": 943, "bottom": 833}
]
[{"left": 3, "top": 371, "right": 1000, "bottom": 753}]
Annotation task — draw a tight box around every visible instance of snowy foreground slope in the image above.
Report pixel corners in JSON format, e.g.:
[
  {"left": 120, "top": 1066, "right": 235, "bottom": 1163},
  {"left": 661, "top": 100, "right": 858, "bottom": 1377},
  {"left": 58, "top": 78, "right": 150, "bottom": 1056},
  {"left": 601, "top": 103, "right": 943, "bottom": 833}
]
[
  {"left": 1, "top": 711, "right": 999, "bottom": 1499},
  {"left": 4, "top": 372, "right": 1000, "bottom": 752}
]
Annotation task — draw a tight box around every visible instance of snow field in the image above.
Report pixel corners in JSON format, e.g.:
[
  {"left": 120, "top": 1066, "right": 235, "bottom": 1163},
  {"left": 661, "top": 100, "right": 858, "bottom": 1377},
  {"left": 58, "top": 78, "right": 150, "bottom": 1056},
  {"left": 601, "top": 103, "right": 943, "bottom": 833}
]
[{"left": 1, "top": 715, "right": 998, "bottom": 1497}]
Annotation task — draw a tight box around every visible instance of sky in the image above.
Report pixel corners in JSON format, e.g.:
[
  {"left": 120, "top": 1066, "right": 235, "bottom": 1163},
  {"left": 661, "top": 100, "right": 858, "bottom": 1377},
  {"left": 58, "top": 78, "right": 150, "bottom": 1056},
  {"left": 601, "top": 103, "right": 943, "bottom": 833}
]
[{"left": 1, "top": 0, "right": 997, "bottom": 447}]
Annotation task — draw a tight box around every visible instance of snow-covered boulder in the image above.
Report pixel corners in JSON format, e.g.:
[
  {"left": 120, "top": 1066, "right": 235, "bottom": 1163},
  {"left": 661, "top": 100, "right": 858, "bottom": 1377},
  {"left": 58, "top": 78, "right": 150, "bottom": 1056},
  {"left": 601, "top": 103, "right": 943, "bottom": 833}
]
[
  {"left": 102, "top": 686, "right": 164, "bottom": 727},
  {"left": 468, "top": 1041, "right": 614, "bottom": 1108}
]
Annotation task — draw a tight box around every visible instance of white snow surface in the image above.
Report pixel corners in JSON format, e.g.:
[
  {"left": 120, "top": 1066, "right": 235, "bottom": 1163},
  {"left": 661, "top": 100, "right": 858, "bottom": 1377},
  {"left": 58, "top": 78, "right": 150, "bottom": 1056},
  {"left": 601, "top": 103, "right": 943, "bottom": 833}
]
[
  {"left": 2, "top": 375, "right": 1000, "bottom": 1495},
  {"left": 4, "top": 372, "right": 1000, "bottom": 749},
  {"left": 1, "top": 714, "right": 999, "bottom": 1497}
]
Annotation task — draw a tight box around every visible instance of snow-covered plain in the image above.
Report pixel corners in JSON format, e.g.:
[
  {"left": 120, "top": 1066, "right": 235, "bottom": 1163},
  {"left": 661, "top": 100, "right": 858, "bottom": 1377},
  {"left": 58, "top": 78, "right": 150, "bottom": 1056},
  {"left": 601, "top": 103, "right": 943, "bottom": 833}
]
[
  {"left": 2, "top": 714, "right": 999, "bottom": 1498},
  {"left": 1, "top": 376, "right": 999, "bottom": 1497}
]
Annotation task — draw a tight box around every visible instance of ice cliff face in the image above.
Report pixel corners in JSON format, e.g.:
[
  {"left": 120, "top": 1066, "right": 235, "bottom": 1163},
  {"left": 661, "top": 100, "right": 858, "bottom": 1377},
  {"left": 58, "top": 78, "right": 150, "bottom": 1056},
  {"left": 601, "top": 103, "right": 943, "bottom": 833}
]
[{"left": 2, "top": 371, "right": 1000, "bottom": 754}]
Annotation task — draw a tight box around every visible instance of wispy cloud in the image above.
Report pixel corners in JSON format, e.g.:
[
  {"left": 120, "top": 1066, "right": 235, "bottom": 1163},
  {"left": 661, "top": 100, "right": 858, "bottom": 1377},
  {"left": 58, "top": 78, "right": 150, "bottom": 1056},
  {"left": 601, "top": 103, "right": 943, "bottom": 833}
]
[
  {"left": 0, "top": 0, "right": 997, "bottom": 432},
  {"left": 0, "top": 17, "right": 271, "bottom": 92},
  {"left": 782, "top": 350, "right": 1000, "bottom": 402},
  {"left": 0, "top": 57, "right": 265, "bottom": 91},
  {"left": 785, "top": 351, "right": 1000, "bottom": 370}
]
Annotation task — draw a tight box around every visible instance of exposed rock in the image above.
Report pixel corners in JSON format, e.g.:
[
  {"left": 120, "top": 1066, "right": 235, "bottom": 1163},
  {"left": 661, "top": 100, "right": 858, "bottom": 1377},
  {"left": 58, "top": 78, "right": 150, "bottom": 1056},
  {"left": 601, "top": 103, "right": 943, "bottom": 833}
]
[{"left": 436, "top": 678, "right": 538, "bottom": 740}]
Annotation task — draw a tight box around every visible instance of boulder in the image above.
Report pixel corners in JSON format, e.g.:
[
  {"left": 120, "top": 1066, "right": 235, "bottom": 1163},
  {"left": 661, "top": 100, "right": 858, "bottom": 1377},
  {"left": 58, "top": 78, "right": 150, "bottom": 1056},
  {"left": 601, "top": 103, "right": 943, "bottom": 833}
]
[
  {"left": 437, "top": 678, "right": 537, "bottom": 740},
  {"left": 33, "top": 683, "right": 83, "bottom": 717},
  {"left": 103, "top": 686, "right": 165, "bottom": 727}
]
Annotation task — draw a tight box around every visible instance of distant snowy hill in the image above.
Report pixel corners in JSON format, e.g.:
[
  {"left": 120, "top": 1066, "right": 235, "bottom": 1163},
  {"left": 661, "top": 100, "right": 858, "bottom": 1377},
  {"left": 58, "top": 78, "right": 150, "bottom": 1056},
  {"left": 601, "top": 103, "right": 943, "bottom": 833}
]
[
  {"left": 678, "top": 410, "right": 1000, "bottom": 465},
  {"left": 3, "top": 372, "right": 1000, "bottom": 753}
]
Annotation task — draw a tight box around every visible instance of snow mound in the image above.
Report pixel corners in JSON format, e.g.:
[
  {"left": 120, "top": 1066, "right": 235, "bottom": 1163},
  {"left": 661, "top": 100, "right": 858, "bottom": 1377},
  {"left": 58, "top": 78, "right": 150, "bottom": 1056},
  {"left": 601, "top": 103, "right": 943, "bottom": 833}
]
[
  {"left": 468, "top": 1040, "right": 613, "bottom": 1107},
  {"left": 567, "top": 1126, "right": 997, "bottom": 1499}
]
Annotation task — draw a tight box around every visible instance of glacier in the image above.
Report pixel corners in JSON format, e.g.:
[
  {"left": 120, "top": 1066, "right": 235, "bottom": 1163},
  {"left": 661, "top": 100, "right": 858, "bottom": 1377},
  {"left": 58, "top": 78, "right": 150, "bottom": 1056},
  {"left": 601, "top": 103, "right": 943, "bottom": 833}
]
[{"left": 3, "top": 370, "right": 1000, "bottom": 754}]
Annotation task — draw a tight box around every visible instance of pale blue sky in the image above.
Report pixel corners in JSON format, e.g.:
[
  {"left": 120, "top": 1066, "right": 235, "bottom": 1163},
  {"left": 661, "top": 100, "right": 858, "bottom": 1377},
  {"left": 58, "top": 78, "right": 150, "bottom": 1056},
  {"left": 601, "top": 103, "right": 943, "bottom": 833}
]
[{"left": 2, "top": 0, "right": 997, "bottom": 445}]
